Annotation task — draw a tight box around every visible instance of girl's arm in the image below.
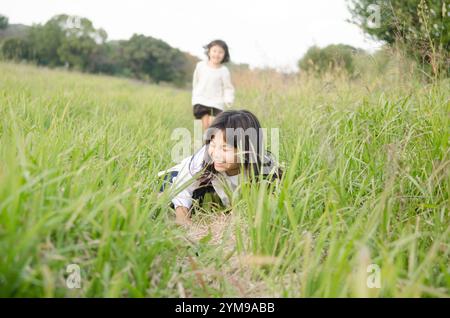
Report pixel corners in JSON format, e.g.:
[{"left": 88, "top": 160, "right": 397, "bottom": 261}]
[
  {"left": 171, "top": 164, "right": 197, "bottom": 210},
  {"left": 171, "top": 171, "right": 196, "bottom": 225},
  {"left": 222, "top": 68, "right": 235, "bottom": 107},
  {"left": 175, "top": 206, "right": 191, "bottom": 225},
  {"left": 192, "top": 63, "right": 200, "bottom": 91},
  {"left": 170, "top": 146, "right": 206, "bottom": 221},
  {"left": 191, "top": 63, "right": 200, "bottom": 106}
]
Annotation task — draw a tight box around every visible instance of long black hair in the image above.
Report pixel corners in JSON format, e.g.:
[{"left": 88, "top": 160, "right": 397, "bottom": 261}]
[{"left": 191, "top": 110, "right": 282, "bottom": 186}]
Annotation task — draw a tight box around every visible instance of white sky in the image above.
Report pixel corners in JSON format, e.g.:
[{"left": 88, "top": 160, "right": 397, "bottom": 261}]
[{"left": 1, "top": 0, "right": 382, "bottom": 71}]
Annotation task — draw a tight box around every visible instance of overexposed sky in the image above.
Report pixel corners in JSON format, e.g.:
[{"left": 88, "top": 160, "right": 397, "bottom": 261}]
[{"left": 1, "top": 0, "right": 382, "bottom": 71}]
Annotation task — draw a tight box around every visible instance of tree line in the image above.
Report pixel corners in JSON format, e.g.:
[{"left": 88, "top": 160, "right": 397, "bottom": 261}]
[
  {"left": 0, "top": 14, "right": 197, "bottom": 86},
  {"left": 2, "top": 1, "right": 448, "bottom": 82}
]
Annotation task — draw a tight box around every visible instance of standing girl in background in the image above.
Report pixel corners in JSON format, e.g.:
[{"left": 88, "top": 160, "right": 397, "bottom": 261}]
[{"left": 192, "top": 39, "right": 235, "bottom": 131}]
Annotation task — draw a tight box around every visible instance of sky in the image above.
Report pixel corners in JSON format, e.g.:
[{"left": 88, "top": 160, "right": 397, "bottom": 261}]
[{"left": 1, "top": 0, "right": 382, "bottom": 71}]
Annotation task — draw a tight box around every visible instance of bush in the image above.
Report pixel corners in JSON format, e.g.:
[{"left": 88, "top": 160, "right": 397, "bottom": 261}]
[
  {"left": 1, "top": 37, "right": 30, "bottom": 60},
  {"left": 348, "top": 0, "right": 449, "bottom": 78},
  {"left": 298, "top": 44, "right": 363, "bottom": 76}
]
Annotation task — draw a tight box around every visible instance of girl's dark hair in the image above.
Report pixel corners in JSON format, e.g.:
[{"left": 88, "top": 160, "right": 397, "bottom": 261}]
[
  {"left": 193, "top": 110, "right": 282, "bottom": 185},
  {"left": 204, "top": 39, "right": 230, "bottom": 64}
]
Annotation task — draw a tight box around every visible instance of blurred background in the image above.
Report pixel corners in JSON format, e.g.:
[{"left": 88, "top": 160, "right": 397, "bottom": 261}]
[{"left": 1, "top": 0, "right": 448, "bottom": 87}]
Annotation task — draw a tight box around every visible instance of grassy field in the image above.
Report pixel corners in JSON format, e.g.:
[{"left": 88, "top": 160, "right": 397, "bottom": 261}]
[{"left": 0, "top": 61, "right": 448, "bottom": 297}]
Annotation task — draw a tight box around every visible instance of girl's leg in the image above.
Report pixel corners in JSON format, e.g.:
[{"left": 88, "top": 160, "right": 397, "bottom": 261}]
[
  {"left": 201, "top": 114, "right": 214, "bottom": 131},
  {"left": 209, "top": 116, "right": 215, "bottom": 128}
]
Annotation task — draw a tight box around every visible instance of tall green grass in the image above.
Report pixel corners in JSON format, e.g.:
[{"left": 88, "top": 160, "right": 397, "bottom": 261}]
[{"left": 0, "top": 61, "right": 448, "bottom": 297}]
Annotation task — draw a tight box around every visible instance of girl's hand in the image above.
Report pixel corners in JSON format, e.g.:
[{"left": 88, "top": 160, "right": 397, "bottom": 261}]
[{"left": 175, "top": 206, "right": 192, "bottom": 226}]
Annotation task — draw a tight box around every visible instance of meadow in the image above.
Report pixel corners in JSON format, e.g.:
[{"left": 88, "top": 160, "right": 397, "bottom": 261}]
[{"left": 0, "top": 59, "right": 448, "bottom": 297}]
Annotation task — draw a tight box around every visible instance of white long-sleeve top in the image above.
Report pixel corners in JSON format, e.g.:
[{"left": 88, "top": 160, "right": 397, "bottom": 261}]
[
  {"left": 192, "top": 61, "right": 235, "bottom": 110},
  {"left": 159, "top": 146, "right": 281, "bottom": 210},
  {"left": 160, "top": 145, "right": 240, "bottom": 209}
]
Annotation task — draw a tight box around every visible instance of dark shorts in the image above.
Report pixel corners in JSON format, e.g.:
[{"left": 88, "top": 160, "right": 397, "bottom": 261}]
[
  {"left": 193, "top": 104, "right": 222, "bottom": 119},
  {"left": 159, "top": 171, "right": 179, "bottom": 192}
]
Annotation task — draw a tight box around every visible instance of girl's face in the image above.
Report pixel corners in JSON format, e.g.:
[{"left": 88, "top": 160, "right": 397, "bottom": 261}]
[
  {"left": 208, "top": 130, "right": 240, "bottom": 175},
  {"left": 208, "top": 45, "right": 225, "bottom": 65}
]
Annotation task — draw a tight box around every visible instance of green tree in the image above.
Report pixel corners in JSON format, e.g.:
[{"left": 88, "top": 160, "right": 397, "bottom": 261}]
[
  {"left": 298, "top": 44, "right": 362, "bottom": 76},
  {"left": 120, "top": 34, "right": 190, "bottom": 85},
  {"left": 55, "top": 15, "right": 107, "bottom": 70},
  {"left": 86, "top": 41, "right": 121, "bottom": 74},
  {"left": 27, "top": 19, "right": 66, "bottom": 66},
  {"left": 347, "top": 0, "right": 449, "bottom": 77},
  {"left": 26, "top": 14, "right": 107, "bottom": 70},
  {"left": 0, "top": 14, "right": 8, "bottom": 30},
  {"left": 1, "top": 37, "right": 30, "bottom": 60}
]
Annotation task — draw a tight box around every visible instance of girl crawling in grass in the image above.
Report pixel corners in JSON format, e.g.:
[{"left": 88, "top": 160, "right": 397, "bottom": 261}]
[{"left": 159, "top": 110, "right": 282, "bottom": 226}]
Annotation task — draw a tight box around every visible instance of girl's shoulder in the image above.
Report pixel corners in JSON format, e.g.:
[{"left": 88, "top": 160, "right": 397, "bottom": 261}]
[
  {"left": 220, "top": 64, "right": 231, "bottom": 75},
  {"left": 196, "top": 60, "right": 207, "bottom": 69},
  {"left": 190, "top": 144, "right": 207, "bottom": 171},
  {"left": 197, "top": 60, "right": 229, "bottom": 73},
  {"left": 157, "top": 145, "right": 207, "bottom": 177}
]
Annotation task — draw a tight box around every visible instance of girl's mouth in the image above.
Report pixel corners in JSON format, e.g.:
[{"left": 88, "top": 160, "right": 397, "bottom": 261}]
[{"left": 214, "top": 162, "right": 226, "bottom": 168}]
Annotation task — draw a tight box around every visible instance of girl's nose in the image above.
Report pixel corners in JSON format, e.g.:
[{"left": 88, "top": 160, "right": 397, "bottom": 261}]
[{"left": 212, "top": 150, "right": 225, "bottom": 163}]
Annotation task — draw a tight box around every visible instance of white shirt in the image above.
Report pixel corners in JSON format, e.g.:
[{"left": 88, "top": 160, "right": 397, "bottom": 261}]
[
  {"left": 162, "top": 145, "right": 241, "bottom": 209},
  {"left": 192, "top": 61, "right": 235, "bottom": 110}
]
